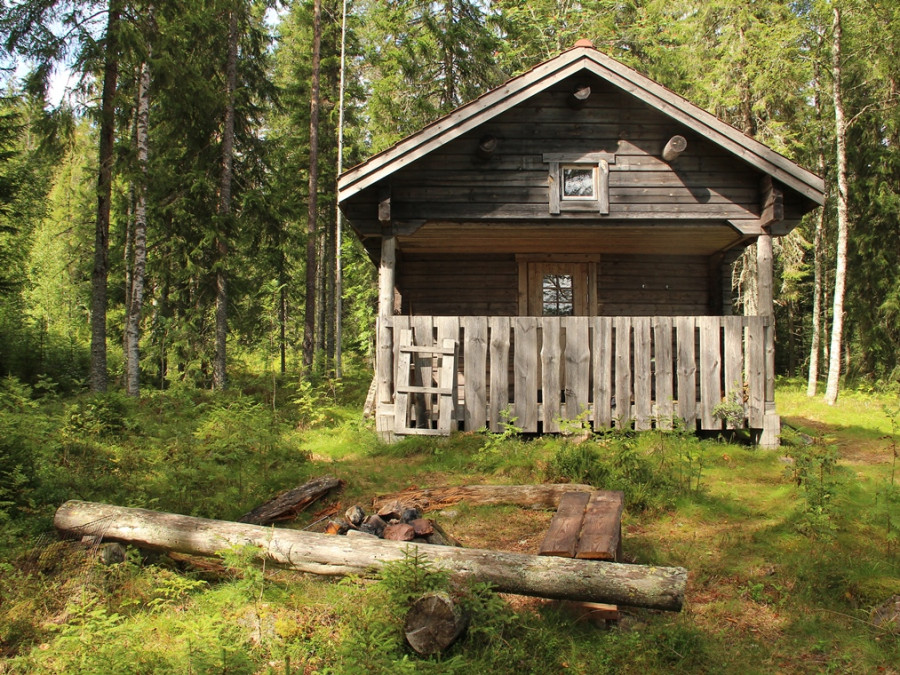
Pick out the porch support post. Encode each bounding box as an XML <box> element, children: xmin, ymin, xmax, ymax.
<box><xmin>376</xmin><ymin>189</ymin><xmax>396</xmax><ymax>441</ymax></box>
<box><xmin>757</xmin><ymin>229</ymin><xmax>780</xmax><ymax>448</ymax></box>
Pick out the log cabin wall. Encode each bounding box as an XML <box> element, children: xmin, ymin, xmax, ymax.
<box><xmin>397</xmin><ymin>253</ymin><xmax>518</xmax><ymax>316</ymax></box>
<box><xmin>597</xmin><ymin>254</ymin><xmax>711</xmax><ymax>316</ymax></box>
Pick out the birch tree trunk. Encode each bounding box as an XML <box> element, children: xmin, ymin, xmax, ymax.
<box><xmin>825</xmin><ymin>7</ymin><xmax>849</xmax><ymax>406</ymax></box>
<box><xmin>126</xmin><ymin>54</ymin><xmax>151</xmax><ymax>397</ymax></box>
<box><xmin>303</xmin><ymin>0</ymin><xmax>322</xmax><ymax>370</ymax></box>
<box><xmin>214</xmin><ymin>6</ymin><xmax>239</xmax><ymax>391</ymax></box>
<box><xmin>89</xmin><ymin>0</ymin><xmax>122</xmax><ymax>393</ymax></box>
<box><xmin>808</xmin><ymin>49</ymin><xmax>827</xmax><ymax>397</ymax></box>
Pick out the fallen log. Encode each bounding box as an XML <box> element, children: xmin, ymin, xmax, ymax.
<box><xmin>238</xmin><ymin>475</ymin><xmax>342</xmax><ymax>525</ymax></box>
<box><xmin>372</xmin><ymin>483</ymin><xmax>595</xmax><ymax>513</ymax></box>
<box><xmin>54</xmin><ymin>500</ymin><xmax>687</xmax><ymax>611</ymax></box>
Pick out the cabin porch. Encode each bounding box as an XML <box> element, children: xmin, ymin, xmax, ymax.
<box><xmin>374</xmin><ymin>313</ymin><xmax>779</xmax><ymax>445</ymax></box>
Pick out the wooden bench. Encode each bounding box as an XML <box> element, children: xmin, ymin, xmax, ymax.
<box><xmin>539</xmin><ymin>490</ymin><xmax>625</xmax><ymax>624</ymax></box>
<box><xmin>539</xmin><ymin>490</ymin><xmax>624</xmax><ymax>560</ymax></box>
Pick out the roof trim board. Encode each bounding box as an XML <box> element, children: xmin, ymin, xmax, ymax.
<box><xmin>338</xmin><ymin>46</ymin><xmax>825</xmax><ymax>206</ymax></box>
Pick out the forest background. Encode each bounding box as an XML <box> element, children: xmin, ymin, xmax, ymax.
<box><xmin>0</xmin><ymin>0</ymin><xmax>898</xmax><ymax>398</ymax></box>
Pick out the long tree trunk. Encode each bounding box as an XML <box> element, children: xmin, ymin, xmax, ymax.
<box><xmin>303</xmin><ymin>0</ymin><xmax>322</xmax><ymax>370</ymax></box>
<box><xmin>126</xmin><ymin>55</ymin><xmax>151</xmax><ymax>397</ymax></box>
<box><xmin>824</xmin><ymin>7</ymin><xmax>849</xmax><ymax>406</ymax></box>
<box><xmin>334</xmin><ymin>0</ymin><xmax>348</xmax><ymax>379</ymax></box>
<box><xmin>214</xmin><ymin>6</ymin><xmax>239</xmax><ymax>390</ymax></box>
<box><xmin>807</xmin><ymin>46</ymin><xmax>827</xmax><ymax>397</ymax></box>
<box><xmin>55</xmin><ymin>500</ymin><xmax>687</xmax><ymax>611</ymax></box>
<box><xmin>89</xmin><ymin>0</ymin><xmax>122</xmax><ymax>393</ymax></box>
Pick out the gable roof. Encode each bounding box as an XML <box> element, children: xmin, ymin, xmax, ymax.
<box><xmin>338</xmin><ymin>44</ymin><xmax>825</xmax><ymax>206</ymax></box>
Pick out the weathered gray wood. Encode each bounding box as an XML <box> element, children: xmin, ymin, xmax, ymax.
<box><xmin>676</xmin><ymin>317</ymin><xmax>696</xmax><ymax>425</ymax></box>
<box><xmin>747</xmin><ymin>320</ymin><xmax>765</xmax><ymax>428</ymax></box>
<box><xmin>699</xmin><ymin>316</ymin><xmax>722</xmax><ymax>430</ymax></box>
<box><xmin>633</xmin><ymin>317</ymin><xmax>652</xmax><ymax>430</ymax></box>
<box><xmin>488</xmin><ymin>317</ymin><xmax>510</xmax><ymax>431</ymax></box>
<box><xmin>435</xmin><ymin>317</ymin><xmax>460</xmax><ymax>431</ymax></box>
<box><xmin>405</xmin><ymin>592</ymin><xmax>469</xmax><ymax>655</ymax></box>
<box><xmin>238</xmin><ymin>476</ymin><xmax>342</xmax><ymax>525</ymax></box>
<box><xmin>653</xmin><ymin>316</ymin><xmax>674</xmax><ymax>429</ymax></box>
<box><xmin>515</xmin><ymin>317</ymin><xmax>539</xmax><ymax>432</ymax></box>
<box><xmin>723</xmin><ymin>316</ymin><xmax>744</xmax><ymax>429</ymax></box>
<box><xmin>563</xmin><ymin>317</ymin><xmax>590</xmax><ymax>422</ymax></box>
<box><xmin>598</xmin><ymin>159</ymin><xmax>610</xmax><ymax>215</ymax></box>
<box><xmin>662</xmin><ymin>135</ymin><xmax>687</xmax><ymax>162</ymax></box>
<box><xmin>394</xmin><ymin>330</ymin><xmax>414</xmax><ymax>433</ymax></box>
<box><xmin>592</xmin><ymin>317</ymin><xmax>613</xmax><ymax>429</ymax></box>
<box><xmin>462</xmin><ymin>317</ymin><xmax>488</xmax><ymax>431</ymax></box>
<box><xmin>548</xmin><ymin>161</ymin><xmax>560</xmax><ymax>215</ymax></box>
<box><xmin>373</xmin><ymin>484</ymin><xmax>595</xmax><ymax>512</ymax></box>
<box><xmin>614</xmin><ymin>317</ymin><xmax>632</xmax><ymax>428</ymax></box>
<box><xmin>438</xmin><ymin>338</ymin><xmax>458</xmax><ymax>433</ymax></box>
<box><xmin>413</xmin><ymin>316</ymin><xmax>435</xmax><ymax>428</ymax></box>
<box><xmin>56</xmin><ymin>500</ymin><xmax>687</xmax><ymax>611</ymax></box>
<box><xmin>376</xmin><ymin>236</ymin><xmax>396</xmax><ymax>417</ymax></box>
<box><xmin>541</xmin><ymin>317</ymin><xmax>561</xmax><ymax>432</ymax></box>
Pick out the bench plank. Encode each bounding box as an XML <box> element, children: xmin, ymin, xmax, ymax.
<box><xmin>538</xmin><ymin>491</ymin><xmax>591</xmax><ymax>557</ymax></box>
<box><xmin>575</xmin><ymin>491</ymin><xmax>624</xmax><ymax>560</ymax></box>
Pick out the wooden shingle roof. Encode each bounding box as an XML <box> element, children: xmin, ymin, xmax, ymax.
<box><xmin>338</xmin><ymin>44</ymin><xmax>825</xmax><ymax>206</ymax></box>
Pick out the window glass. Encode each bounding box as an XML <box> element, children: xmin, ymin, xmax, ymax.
<box><xmin>542</xmin><ymin>274</ymin><xmax>574</xmax><ymax>315</ymax></box>
<box><xmin>562</xmin><ymin>166</ymin><xmax>595</xmax><ymax>199</ymax></box>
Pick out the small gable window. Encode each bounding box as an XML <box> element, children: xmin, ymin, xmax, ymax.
<box><xmin>543</xmin><ymin>152</ymin><xmax>614</xmax><ymax>215</ymax></box>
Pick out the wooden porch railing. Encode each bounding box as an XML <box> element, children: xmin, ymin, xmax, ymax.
<box><xmin>377</xmin><ymin>315</ymin><xmax>774</xmax><ymax>436</ymax></box>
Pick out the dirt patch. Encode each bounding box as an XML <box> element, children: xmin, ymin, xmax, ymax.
<box><xmin>784</xmin><ymin>416</ymin><xmax>894</xmax><ymax>465</ymax></box>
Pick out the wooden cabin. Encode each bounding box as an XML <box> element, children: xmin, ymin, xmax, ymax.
<box><xmin>338</xmin><ymin>41</ymin><xmax>824</xmax><ymax>446</ymax></box>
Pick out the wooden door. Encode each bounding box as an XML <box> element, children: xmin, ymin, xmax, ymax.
<box><xmin>526</xmin><ymin>262</ymin><xmax>590</xmax><ymax>316</ymax></box>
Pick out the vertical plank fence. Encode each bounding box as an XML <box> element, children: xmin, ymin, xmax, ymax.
<box><xmin>384</xmin><ymin>315</ymin><xmax>771</xmax><ymax>436</ymax></box>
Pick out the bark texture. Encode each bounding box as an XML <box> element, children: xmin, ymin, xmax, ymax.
<box><xmin>825</xmin><ymin>7</ymin><xmax>849</xmax><ymax>406</ymax></box>
<box><xmin>404</xmin><ymin>592</ymin><xmax>468</xmax><ymax>655</ymax></box>
<box><xmin>90</xmin><ymin>1</ymin><xmax>122</xmax><ymax>393</ymax></box>
<box><xmin>126</xmin><ymin>54</ymin><xmax>151</xmax><ymax>397</ymax></box>
<box><xmin>54</xmin><ymin>500</ymin><xmax>687</xmax><ymax>611</ymax></box>
<box><xmin>303</xmin><ymin>0</ymin><xmax>322</xmax><ymax>369</ymax></box>
<box><xmin>214</xmin><ymin>7</ymin><xmax>239</xmax><ymax>390</ymax></box>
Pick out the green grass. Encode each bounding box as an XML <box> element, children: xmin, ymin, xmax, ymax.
<box><xmin>1</xmin><ymin>375</ymin><xmax>899</xmax><ymax>673</ymax></box>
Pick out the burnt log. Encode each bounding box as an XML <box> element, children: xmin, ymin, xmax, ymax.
<box><xmin>238</xmin><ymin>475</ymin><xmax>341</xmax><ymax>525</ymax></box>
<box><xmin>55</xmin><ymin>501</ymin><xmax>686</xmax><ymax>610</ymax></box>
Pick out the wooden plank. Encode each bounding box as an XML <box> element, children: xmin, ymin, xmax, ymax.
<box><xmin>598</xmin><ymin>159</ymin><xmax>610</xmax><ymax>214</ymax></box>
<box><xmin>592</xmin><ymin>317</ymin><xmax>613</xmax><ymax>429</ymax></box>
<box><xmin>488</xmin><ymin>317</ymin><xmax>510</xmax><ymax>432</ymax></box>
<box><xmin>438</xmin><ymin>338</ymin><xmax>458</xmax><ymax>433</ymax></box>
<box><xmin>564</xmin><ymin>317</ymin><xmax>590</xmax><ymax>422</ymax></box>
<box><xmin>614</xmin><ymin>317</ymin><xmax>632</xmax><ymax>428</ymax></box>
<box><xmin>653</xmin><ymin>316</ymin><xmax>674</xmax><ymax>429</ymax></box>
<box><xmin>397</xmin><ymin>385</ymin><xmax>454</xmax><ymax>395</ymax></box>
<box><xmin>400</xmin><ymin>345</ymin><xmax>457</xmax><ymax>355</ymax></box>
<box><xmin>514</xmin><ymin>317</ymin><xmax>539</xmax><ymax>432</ymax></box>
<box><xmin>394</xmin><ymin>329</ymin><xmax>414</xmax><ymax>434</ymax></box>
<box><xmin>633</xmin><ymin>317</ymin><xmax>652</xmax><ymax>430</ymax></box>
<box><xmin>548</xmin><ymin>161</ymin><xmax>560</xmax><ymax>215</ymax></box>
<box><xmin>723</xmin><ymin>316</ymin><xmax>744</xmax><ymax>429</ymax></box>
<box><xmin>699</xmin><ymin>316</ymin><xmax>722</xmax><ymax>430</ymax></box>
<box><xmin>541</xmin><ymin>317</ymin><xmax>562</xmax><ymax>433</ymax></box>
<box><xmin>462</xmin><ymin>317</ymin><xmax>488</xmax><ymax>431</ymax></box>
<box><xmin>747</xmin><ymin>319</ymin><xmax>765</xmax><ymax>428</ymax></box>
<box><xmin>538</xmin><ymin>492</ymin><xmax>591</xmax><ymax>558</ymax></box>
<box><xmin>676</xmin><ymin>317</ymin><xmax>696</xmax><ymax>426</ymax></box>
<box><xmin>576</xmin><ymin>491</ymin><xmax>625</xmax><ymax>561</ymax></box>
<box><xmin>413</xmin><ymin>316</ymin><xmax>435</xmax><ymax>428</ymax></box>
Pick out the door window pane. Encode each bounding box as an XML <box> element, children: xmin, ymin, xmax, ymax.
<box><xmin>542</xmin><ymin>274</ymin><xmax>574</xmax><ymax>315</ymax></box>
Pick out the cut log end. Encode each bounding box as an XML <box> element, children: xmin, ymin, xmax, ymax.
<box><xmin>404</xmin><ymin>592</ymin><xmax>468</xmax><ymax>655</ymax></box>
<box><xmin>662</xmin><ymin>135</ymin><xmax>688</xmax><ymax>162</ymax></box>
